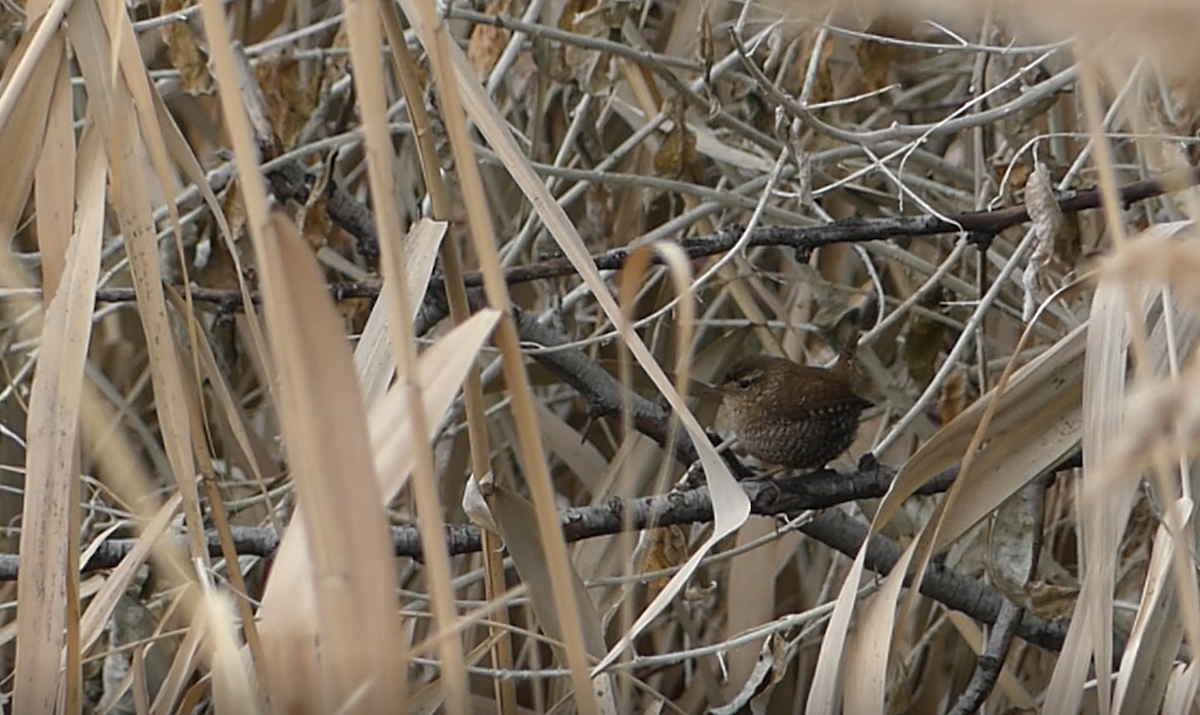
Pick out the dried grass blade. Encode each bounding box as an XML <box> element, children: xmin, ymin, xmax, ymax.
<box><xmin>255</xmin><ymin>216</ymin><xmax>406</xmax><ymax>714</ymax></box>
<box><xmin>0</xmin><ymin>24</ymin><xmax>61</xmax><ymax>235</ymax></box>
<box><xmin>533</xmin><ymin>400</ymin><xmax>610</xmax><ymax>494</ymax></box>
<box><xmin>1113</xmin><ymin>499</ymin><xmax>1191</xmax><ymax>714</ymax></box>
<box><xmin>194</xmin><ymin>0</ymin><xmax>329</xmax><ymax>704</ymax></box>
<box><xmin>488</xmin><ymin>485</ymin><xmax>608</xmax><ymax>657</ymax></box>
<box><xmin>33</xmin><ymin>37</ymin><xmax>74</xmax><ymax>300</ymax></box>
<box><xmin>149</xmin><ymin>88</ymin><xmax>268</xmax><ymax>365</ymax></box>
<box><xmin>256</xmin><ymin>308</ymin><xmax>498</xmax><ymax>712</ymax></box>
<box><xmin>487</xmin><ymin>485</ymin><xmax>619</xmax><ymax>712</ymax></box>
<box><xmin>1162</xmin><ymin>661</ymin><xmax>1200</xmax><ymax>715</ymax></box>
<box><xmin>830</xmin><ymin>286</ymin><xmax>1086</xmax><ymax>711</ymax></box>
<box><xmin>68</xmin><ymin>0</ymin><xmax>206</xmax><ymax>562</ymax></box>
<box><xmin>395</xmin><ymin>7</ymin><xmax>603</xmax><ymax>711</ymax></box>
<box><xmin>367</xmin><ymin>309</ymin><xmax>501</xmax><ymax>496</ymax></box>
<box><xmin>200</xmin><ymin>580</ymin><xmax>260</xmax><ymax>714</ymax></box>
<box><xmin>354</xmin><ymin>218</ymin><xmax>448</xmax><ymax>405</ymax></box>
<box><xmin>806</xmin><ymin>548</ymin><xmax>873</xmax><ymax>714</ymax></box>
<box><xmin>394</xmin><ymin>5</ymin><xmax>748</xmax><ymax>677</ymax></box>
<box><xmin>79</xmin><ymin>493</ymin><xmax>183</xmax><ymax>654</ymax></box>
<box><xmin>149</xmin><ymin>613</ymin><xmax>206</xmax><ymax>715</ymax></box>
<box><xmin>837</xmin><ymin>544</ymin><xmax>915</xmax><ymax>715</ymax></box>
<box><xmin>933</xmin><ymin>383</ymin><xmax>1083</xmax><ymax>551</ymax></box>
<box><xmin>1046</xmin><ymin>267</ymin><xmax>1143</xmax><ymax>714</ymax></box>
<box><xmin>337</xmin><ymin>0</ymin><xmax>469</xmax><ymax>705</ymax></box>
<box><xmin>724</xmin><ymin>520</ymin><xmax>785</xmax><ymax>694</ymax></box>
<box><xmin>12</xmin><ymin>116</ymin><xmax>103</xmax><ymax>714</ymax></box>
<box><xmin>0</xmin><ymin>0</ymin><xmax>74</xmax><ymax>133</ymax></box>
<box><xmin>890</xmin><ymin>323</ymin><xmax>1086</xmax><ymax>515</ymax></box>
<box><xmin>165</xmin><ymin>290</ymin><xmax>274</xmax><ymax>525</ymax></box>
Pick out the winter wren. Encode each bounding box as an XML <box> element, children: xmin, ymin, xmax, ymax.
<box><xmin>720</xmin><ymin>339</ymin><xmax>871</xmax><ymax>471</ymax></box>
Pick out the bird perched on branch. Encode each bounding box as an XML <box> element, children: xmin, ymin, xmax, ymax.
<box><xmin>720</xmin><ymin>336</ymin><xmax>871</xmax><ymax>471</ymax></box>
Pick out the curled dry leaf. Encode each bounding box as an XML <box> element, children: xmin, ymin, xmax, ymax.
<box><xmin>461</xmin><ymin>472</ymin><xmax>500</xmax><ymax>535</ymax></box>
<box><xmin>937</xmin><ymin>364</ymin><xmax>967</xmax><ymax>425</ymax></box>
<box><xmin>854</xmin><ymin>21</ymin><xmax>902</xmax><ymax>92</ymax></box>
<box><xmin>255</xmin><ymin>53</ymin><xmax>320</xmax><ymax>150</ymax></box>
<box><xmin>653</xmin><ymin>100</ymin><xmax>699</xmax><ymax>181</ymax></box>
<box><xmin>1027</xmin><ymin>581</ymin><xmax>1080</xmax><ymax>621</ymax></box>
<box><xmin>1022</xmin><ymin>160</ymin><xmax>1062</xmax><ymax>321</ymax></box>
<box><xmin>988</xmin><ymin>483</ymin><xmax>1043</xmax><ymax>606</ymax></box>
<box><xmin>554</xmin><ymin>0</ymin><xmax>619</xmax><ymax>93</ymax></box>
<box><xmin>159</xmin><ymin>0</ymin><xmax>212</xmax><ymax>95</ymax></box>
<box><xmin>904</xmin><ymin>288</ymin><xmax>947</xmax><ymax>388</ymax></box>
<box><xmin>637</xmin><ymin>526</ymin><xmax>688</xmax><ymax>600</ymax></box>
<box><xmin>712</xmin><ymin>634</ymin><xmax>790</xmax><ymax>715</ymax></box>
<box><xmin>466</xmin><ymin>0</ymin><xmax>512</xmax><ymax>81</ymax></box>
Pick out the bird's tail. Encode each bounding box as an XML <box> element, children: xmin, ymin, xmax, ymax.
<box><xmin>831</xmin><ymin>327</ymin><xmax>861</xmax><ymax>385</ymax></box>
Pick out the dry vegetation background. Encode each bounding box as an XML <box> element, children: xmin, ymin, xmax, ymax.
<box><xmin>3</xmin><ymin>0</ymin><xmax>1200</xmax><ymax>712</ymax></box>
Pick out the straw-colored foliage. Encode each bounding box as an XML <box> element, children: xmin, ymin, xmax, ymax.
<box><xmin>3</xmin><ymin>0</ymin><xmax>1200</xmax><ymax>711</ymax></box>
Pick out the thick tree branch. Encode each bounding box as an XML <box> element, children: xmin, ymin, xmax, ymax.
<box><xmin>85</xmin><ymin>165</ymin><xmax>1200</xmax><ymax>313</ymax></box>
<box><xmin>0</xmin><ymin>472</ymin><xmax>1081</xmax><ymax>654</ymax></box>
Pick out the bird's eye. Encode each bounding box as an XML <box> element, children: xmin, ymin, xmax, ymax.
<box><xmin>737</xmin><ymin>377</ymin><xmax>755</xmax><ymax>390</ymax></box>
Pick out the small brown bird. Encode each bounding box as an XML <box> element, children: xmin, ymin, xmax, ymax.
<box><xmin>720</xmin><ymin>338</ymin><xmax>871</xmax><ymax>471</ymax></box>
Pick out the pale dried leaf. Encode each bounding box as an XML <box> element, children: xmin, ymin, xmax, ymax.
<box><xmin>1162</xmin><ymin>660</ymin><xmax>1200</xmax><ymax>715</ymax></box>
<box><xmin>33</xmin><ymin>38</ymin><xmax>74</xmax><ymax>301</ymax></box>
<box><xmin>353</xmin><ymin>218</ymin><xmax>449</xmax><ymax>406</ymax></box>
<box><xmin>257</xmin><ymin>309</ymin><xmax>500</xmax><ymax>705</ymax></box>
<box><xmin>1113</xmin><ymin>499</ymin><xmax>1191</xmax><ymax>715</ymax></box>
<box><xmin>79</xmin><ymin>495</ymin><xmax>182</xmax><ymax>654</ymax></box>
<box><xmin>891</xmin><ymin>324</ymin><xmax>1086</xmax><ymax>525</ymax></box>
<box><xmin>149</xmin><ymin>615</ymin><xmax>206</xmax><ymax>715</ymax></box>
<box><xmin>69</xmin><ymin>0</ymin><xmax>206</xmax><ymax>563</ymax></box>
<box><xmin>398</xmin><ymin>10</ymin><xmax>751</xmax><ymax>667</ymax></box>
<box><xmin>202</xmin><ymin>585</ymin><xmax>260</xmax><ymax>714</ymax></box>
<box><xmin>724</xmin><ymin>520</ymin><xmax>780</xmax><ymax>695</ymax></box>
<box><xmin>466</xmin><ymin>0</ymin><xmax>511</xmax><ymax>80</ymax></box>
<box><xmin>988</xmin><ymin>484</ymin><xmax>1041</xmax><ymax>601</ymax></box>
<box><xmin>1046</xmin><ymin>251</ymin><xmax>1141</xmax><ymax>714</ymax></box>
<box><xmin>534</xmin><ymin>399</ymin><xmax>610</xmax><ymax>494</ymax></box>
<box><xmin>487</xmin><ymin>484</ymin><xmax>607</xmax><ymax>659</ymax></box>
<box><xmin>0</xmin><ymin>23</ymin><xmax>60</xmax><ymax>237</ymax></box>
<box><xmin>713</xmin><ymin>635</ymin><xmax>789</xmax><ymax>715</ymax></box>
<box><xmin>13</xmin><ymin>113</ymin><xmax>101</xmax><ymax>713</ymax></box>
<box><xmin>462</xmin><ymin>472</ymin><xmax>500</xmax><ymax>535</ymax></box>
<box><xmin>934</xmin><ymin>386</ymin><xmax>1082</xmax><ymax>551</ymax></box>
<box><xmin>841</xmin><ymin>545</ymin><xmax>915</xmax><ymax>715</ymax></box>
<box><xmin>254</xmin><ymin>216</ymin><xmax>405</xmax><ymax>714</ymax></box>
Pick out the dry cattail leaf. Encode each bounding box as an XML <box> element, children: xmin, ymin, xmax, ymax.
<box><xmin>699</xmin><ymin>6</ymin><xmax>715</xmax><ymax>83</ymax></box>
